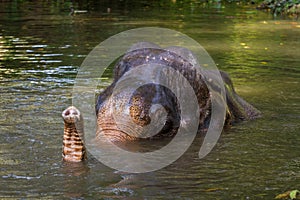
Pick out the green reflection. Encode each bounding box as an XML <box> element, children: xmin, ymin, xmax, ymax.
<box><xmin>0</xmin><ymin>0</ymin><xmax>299</xmax><ymax>199</ymax></box>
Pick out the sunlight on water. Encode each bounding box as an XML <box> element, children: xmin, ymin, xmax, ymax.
<box><xmin>0</xmin><ymin>1</ymin><xmax>299</xmax><ymax>199</ymax></box>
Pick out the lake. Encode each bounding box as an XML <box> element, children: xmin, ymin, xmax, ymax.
<box><xmin>0</xmin><ymin>1</ymin><xmax>299</xmax><ymax>199</ymax></box>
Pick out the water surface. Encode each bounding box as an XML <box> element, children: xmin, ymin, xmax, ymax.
<box><xmin>0</xmin><ymin>1</ymin><xmax>299</xmax><ymax>199</ymax></box>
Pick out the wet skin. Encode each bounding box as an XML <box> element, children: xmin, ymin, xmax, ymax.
<box><xmin>62</xmin><ymin>44</ymin><xmax>261</xmax><ymax>162</ymax></box>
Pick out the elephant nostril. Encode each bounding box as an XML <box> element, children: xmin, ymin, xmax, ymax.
<box><xmin>65</xmin><ymin>110</ymin><xmax>70</xmax><ymax>116</ymax></box>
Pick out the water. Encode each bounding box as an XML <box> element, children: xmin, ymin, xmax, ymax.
<box><xmin>0</xmin><ymin>1</ymin><xmax>299</xmax><ymax>199</ymax></box>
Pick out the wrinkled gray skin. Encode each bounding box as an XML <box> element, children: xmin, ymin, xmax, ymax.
<box><xmin>95</xmin><ymin>43</ymin><xmax>261</xmax><ymax>141</ymax></box>
<box><xmin>62</xmin><ymin>42</ymin><xmax>261</xmax><ymax>162</ymax></box>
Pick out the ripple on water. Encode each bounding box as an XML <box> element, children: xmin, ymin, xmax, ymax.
<box><xmin>0</xmin><ymin>2</ymin><xmax>299</xmax><ymax>199</ymax></box>
<box><xmin>2</xmin><ymin>173</ymin><xmax>42</xmax><ymax>180</ymax></box>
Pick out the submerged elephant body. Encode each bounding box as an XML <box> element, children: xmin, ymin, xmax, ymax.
<box><xmin>62</xmin><ymin>43</ymin><xmax>260</xmax><ymax>162</ymax></box>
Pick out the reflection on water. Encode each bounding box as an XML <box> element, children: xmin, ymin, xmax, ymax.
<box><xmin>0</xmin><ymin>0</ymin><xmax>299</xmax><ymax>199</ymax></box>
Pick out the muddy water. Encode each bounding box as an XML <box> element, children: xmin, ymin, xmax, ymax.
<box><xmin>0</xmin><ymin>1</ymin><xmax>299</xmax><ymax>199</ymax></box>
